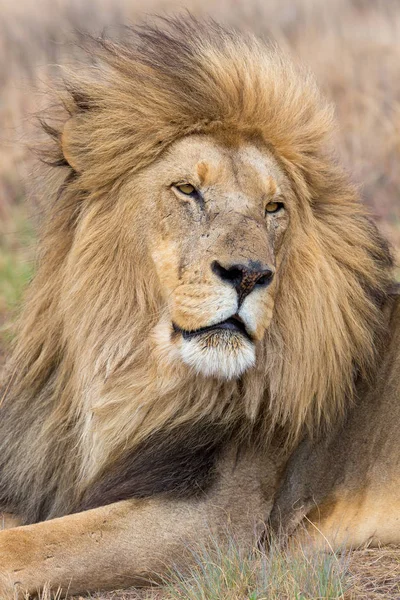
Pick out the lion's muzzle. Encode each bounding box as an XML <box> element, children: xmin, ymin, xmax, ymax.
<box><xmin>163</xmin><ymin>258</ymin><xmax>276</xmax><ymax>380</ymax></box>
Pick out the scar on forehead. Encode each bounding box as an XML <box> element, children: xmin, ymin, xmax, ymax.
<box><xmin>196</xmin><ymin>161</ymin><xmax>209</xmax><ymax>185</ymax></box>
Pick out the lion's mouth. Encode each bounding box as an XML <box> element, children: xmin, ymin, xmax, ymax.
<box><xmin>173</xmin><ymin>315</ymin><xmax>252</xmax><ymax>341</ymax></box>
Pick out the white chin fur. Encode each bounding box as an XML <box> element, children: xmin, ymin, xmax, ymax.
<box><xmin>179</xmin><ymin>332</ymin><xmax>256</xmax><ymax>379</ymax></box>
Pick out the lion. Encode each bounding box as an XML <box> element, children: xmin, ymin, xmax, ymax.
<box><xmin>0</xmin><ymin>16</ymin><xmax>399</xmax><ymax>599</ymax></box>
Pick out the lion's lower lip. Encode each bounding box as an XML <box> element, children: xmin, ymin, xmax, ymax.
<box><xmin>173</xmin><ymin>316</ymin><xmax>252</xmax><ymax>341</ymax></box>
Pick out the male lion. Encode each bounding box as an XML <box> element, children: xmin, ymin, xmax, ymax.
<box><xmin>0</xmin><ymin>17</ymin><xmax>399</xmax><ymax>598</ymax></box>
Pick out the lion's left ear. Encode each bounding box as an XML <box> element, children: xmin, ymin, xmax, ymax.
<box><xmin>61</xmin><ymin>118</ymin><xmax>82</xmax><ymax>172</ymax></box>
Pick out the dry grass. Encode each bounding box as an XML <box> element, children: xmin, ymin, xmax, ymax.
<box><xmin>160</xmin><ymin>536</ymin><xmax>349</xmax><ymax>600</ymax></box>
<box><xmin>85</xmin><ymin>545</ymin><xmax>400</xmax><ymax>600</ymax></box>
<box><xmin>1</xmin><ymin>0</ymin><xmax>400</xmax><ymax>598</ymax></box>
<box><xmin>347</xmin><ymin>547</ymin><xmax>400</xmax><ymax>599</ymax></box>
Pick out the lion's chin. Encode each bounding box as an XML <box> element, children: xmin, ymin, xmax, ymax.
<box><xmin>179</xmin><ymin>330</ymin><xmax>256</xmax><ymax>380</ymax></box>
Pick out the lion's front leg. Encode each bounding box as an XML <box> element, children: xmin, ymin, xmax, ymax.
<box><xmin>0</xmin><ymin>498</ymin><xmax>206</xmax><ymax>598</ymax></box>
<box><xmin>0</xmin><ymin>473</ymin><xmax>269</xmax><ymax>600</ymax></box>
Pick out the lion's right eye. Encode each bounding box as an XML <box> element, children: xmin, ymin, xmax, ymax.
<box><xmin>175</xmin><ymin>184</ymin><xmax>196</xmax><ymax>195</ymax></box>
<box><xmin>265</xmin><ymin>202</ymin><xmax>285</xmax><ymax>214</ymax></box>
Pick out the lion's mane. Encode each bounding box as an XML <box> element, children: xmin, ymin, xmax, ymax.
<box><xmin>0</xmin><ymin>17</ymin><xmax>392</xmax><ymax>523</ymax></box>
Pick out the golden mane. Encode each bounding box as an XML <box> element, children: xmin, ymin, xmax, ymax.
<box><xmin>0</xmin><ymin>17</ymin><xmax>392</xmax><ymax>523</ymax></box>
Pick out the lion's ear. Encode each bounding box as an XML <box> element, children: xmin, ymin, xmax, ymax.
<box><xmin>61</xmin><ymin>118</ymin><xmax>82</xmax><ymax>172</ymax></box>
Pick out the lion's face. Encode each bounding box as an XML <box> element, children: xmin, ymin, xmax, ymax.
<box><xmin>135</xmin><ymin>134</ymin><xmax>291</xmax><ymax>379</ymax></box>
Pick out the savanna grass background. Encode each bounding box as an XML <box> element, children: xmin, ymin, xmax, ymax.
<box><xmin>1</xmin><ymin>0</ymin><xmax>400</xmax><ymax>597</ymax></box>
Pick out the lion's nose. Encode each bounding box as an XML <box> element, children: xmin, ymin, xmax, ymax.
<box><xmin>211</xmin><ymin>260</ymin><xmax>274</xmax><ymax>303</ymax></box>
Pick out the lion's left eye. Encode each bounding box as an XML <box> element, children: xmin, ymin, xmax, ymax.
<box><xmin>176</xmin><ymin>184</ymin><xmax>196</xmax><ymax>195</ymax></box>
<box><xmin>265</xmin><ymin>202</ymin><xmax>284</xmax><ymax>214</ymax></box>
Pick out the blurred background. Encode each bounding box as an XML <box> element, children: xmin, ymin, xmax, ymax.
<box><xmin>1</xmin><ymin>0</ymin><xmax>399</xmax><ymax>349</ymax></box>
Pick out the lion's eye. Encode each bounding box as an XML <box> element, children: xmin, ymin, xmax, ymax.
<box><xmin>176</xmin><ymin>183</ymin><xmax>196</xmax><ymax>195</ymax></box>
<box><xmin>265</xmin><ymin>202</ymin><xmax>284</xmax><ymax>214</ymax></box>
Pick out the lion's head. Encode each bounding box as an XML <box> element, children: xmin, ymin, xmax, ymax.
<box><xmin>3</xmin><ymin>17</ymin><xmax>393</xmax><ymax>500</ymax></box>
<box><xmin>128</xmin><ymin>133</ymin><xmax>291</xmax><ymax>379</ymax></box>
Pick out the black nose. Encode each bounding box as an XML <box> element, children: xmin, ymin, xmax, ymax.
<box><xmin>211</xmin><ymin>260</ymin><xmax>274</xmax><ymax>303</ymax></box>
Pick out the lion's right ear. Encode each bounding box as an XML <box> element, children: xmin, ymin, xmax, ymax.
<box><xmin>61</xmin><ymin>118</ymin><xmax>82</xmax><ymax>172</ymax></box>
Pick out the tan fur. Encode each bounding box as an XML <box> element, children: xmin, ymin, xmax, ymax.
<box><xmin>307</xmin><ymin>489</ymin><xmax>400</xmax><ymax>548</ymax></box>
<box><xmin>270</xmin><ymin>291</ymin><xmax>400</xmax><ymax>549</ymax></box>
<box><xmin>0</xmin><ymin>17</ymin><xmax>397</xmax><ymax>598</ymax></box>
